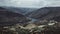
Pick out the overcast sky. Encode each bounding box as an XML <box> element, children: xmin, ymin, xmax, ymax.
<box><xmin>0</xmin><ymin>0</ymin><xmax>60</xmax><ymax>8</ymax></box>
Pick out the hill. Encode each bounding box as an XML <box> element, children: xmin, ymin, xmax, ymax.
<box><xmin>26</xmin><ymin>7</ymin><xmax>60</xmax><ymax>22</ymax></box>
<box><xmin>0</xmin><ymin>7</ymin><xmax>30</xmax><ymax>26</ymax></box>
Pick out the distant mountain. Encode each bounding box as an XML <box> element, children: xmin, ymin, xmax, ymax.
<box><xmin>2</xmin><ymin>6</ymin><xmax>38</xmax><ymax>15</ymax></box>
<box><xmin>26</xmin><ymin>7</ymin><xmax>60</xmax><ymax>22</ymax></box>
<box><xmin>0</xmin><ymin>7</ymin><xmax>30</xmax><ymax>26</ymax></box>
<box><xmin>25</xmin><ymin>7</ymin><xmax>50</xmax><ymax>17</ymax></box>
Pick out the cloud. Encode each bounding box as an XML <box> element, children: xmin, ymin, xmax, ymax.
<box><xmin>45</xmin><ymin>0</ymin><xmax>60</xmax><ymax>7</ymax></box>
<box><xmin>0</xmin><ymin>0</ymin><xmax>60</xmax><ymax>8</ymax></box>
<box><xmin>0</xmin><ymin>0</ymin><xmax>47</xmax><ymax>8</ymax></box>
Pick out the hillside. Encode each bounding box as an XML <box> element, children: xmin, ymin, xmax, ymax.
<box><xmin>26</xmin><ymin>7</ymin><xmax>60</xmax><ymax>21</ymax></box>
<box><xmin>2</xmin><ymin>6</ymin><xmax>37</xmax><ymax>15</ymax></box>
<box><xmin>0</xmin><ymin>7</ymin><xmax>30</xmax><ymax>26</ymax></box>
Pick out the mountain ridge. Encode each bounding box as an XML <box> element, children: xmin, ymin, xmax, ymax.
<box><xmin>26</xmin><ymin>7</ymin><xmax>60</xmax><ymax>22</ymax></box>
<box><xmin>0</xmin><ymin>7</ymin><xmax>30</xmax><ymax>26</ymax></box>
